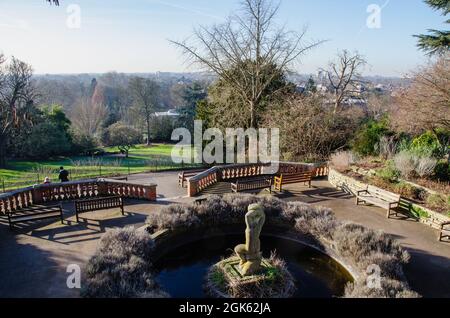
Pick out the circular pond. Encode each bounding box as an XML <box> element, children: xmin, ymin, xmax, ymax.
<box><xmin>154</xmin><ymin>233</ymin><xmax>353</xmax><ymax>298</ymax></box>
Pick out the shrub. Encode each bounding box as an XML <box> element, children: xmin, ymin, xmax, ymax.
<box><xmin>411</xmin><ymin>206</ymin><xmax>430</xmax><ymax>219</ymax></box>
<box><xmin>392</xmin><ymin>182</ymin><xmax>421</xmax><ymax>200</ymax></box>
<box><xmin>394</xmin><ymin>151</ymin><xmax>418</xmax><ymax>179</ymax></box>
<box><xmin>330</xmin><ymin>151</ymin><xmax>357</xmax><ymax>171</ymax></box>
<box><xmin>426</xmin><ymin>194</ymin><xmax>450</xmax><ymax>212</ymax></box>
<box><xmin>376</xmin><ymin>161</ymin><xmax>400</xmax><ymax>182</ymax></box>
<box><xmin>345</xmin><ymin>278</ymin><xmax>420</xmax><ymax>298</ymax></box>
<box><xmin>410</xmin><ymin>131</ymin><xmax>441</xmax><ymax>158</ymax></box>
<box><xmin>294</xmin><ymin>205</ymin><xmax>337</xmax><ymax>239</ymax></box>
<box><xmin>377</xmin><ymin>136</ymin><xmax>398</xmax><ymax>160</ymax></box>
<box><xmin>351</xmin><ymin>119</ymin><xmax>390</xmax><ymax>156</ymax></box>
<box><xmin>146</xmin><ymin>204</ymin><xmax>200</xmax><ymax>232</ymax></box>
<box><xmin>81</xmin><ymin>227</ymin><xmax>168</xmax><ymax>298</ymax></box>
<box><xmin>415</xmin><ymin>156</ymin><xmax>438</xmax><ymax>178</ymax></box>
<box><xmin>434</xmin><ymin>162</ymin><xmax>450</xmax><ymax>182</ymax></box>
<box><xmin>333</xmin><ymin>223</ymin><xmax>409</xmax><ymax>271</ymax></box>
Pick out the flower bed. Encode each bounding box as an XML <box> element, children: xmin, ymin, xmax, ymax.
<box><xmin>82</xmin><ymin>194</ymin><xmax>419</xmax><ymax>298</ymax></box>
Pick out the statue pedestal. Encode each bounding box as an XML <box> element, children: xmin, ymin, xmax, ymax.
<box><xmin>205</xmin><ymin>256</ymin><xmax>296</xmax><ymax>298</ymax></box>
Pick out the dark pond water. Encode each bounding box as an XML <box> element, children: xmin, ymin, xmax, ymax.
<box><xmin>154</xmin><ymin>233</ymin><xmax>353</xmax><ymax>298</ymax></box>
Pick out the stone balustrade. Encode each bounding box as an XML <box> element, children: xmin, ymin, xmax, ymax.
<box><xmin>0</xmin><ymin>179</ymin><xmax>157</xmax><ymax>214</ymax></box>
<box><xmin>187</xmin><ymin>161</ymin><xmax>329</xmax><ymax>197</ymax></box>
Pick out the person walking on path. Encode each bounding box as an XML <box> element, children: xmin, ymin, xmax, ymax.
<box><xmin>58</xmin><ymin>167</ymin><xmax>70</xmax><ymax>183</ymax></box>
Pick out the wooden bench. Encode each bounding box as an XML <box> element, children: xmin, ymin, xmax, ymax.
<box><xmin>356</xmin><ymin>185</ymin><xmax>401</xmax><ymax>218</ymax></box>
<box><xmin>273</xmin><ymin>172</ymin><xmax>313</xmax><ymax>192</ymax></box>
<box><xmin>231</xmin><ymin>176</ymin><xmax>272</xmax><ymax>193</ymax></box>
<box><xmin>178</xmin><ymin>169</ymin><xmax>205</xmax><ymax>188</ymax></box>
<box><xmin>439</xmin><ymin>222</ymin><xmax>450</xmax><ymax>242</ymax></box>
<box><xmin>7</xmin><ymin>204</ymin><xmax>63</xmax><ymax>230</ymax></box>
<box><xmin>75</xmin><ymin>196</ymin><xmax>124</xmax><ymax>223</ymax></box>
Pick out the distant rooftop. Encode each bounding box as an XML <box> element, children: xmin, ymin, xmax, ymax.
<box><xmin>154</xmin><ymin>109</ymin><xmax>180</xmax><ymax>117</ymax></box>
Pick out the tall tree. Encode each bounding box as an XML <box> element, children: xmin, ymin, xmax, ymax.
<box><xmin>391</xmin><ymin>55</ymin><xmax>450</xmax><ymax>134</ymax></box>
<box><xmin>415</xmin><ymin>0</ymin><xmax>450</xmax><ymax>55</ymax></box>
<box><xmin>172</xmin><ymin>0</ymin><xmax>322</xmax><ymax>128</ymax></box>
<box><xmin>203</xmin><ymin>61</ymin><xmax>292</xmax><ymax>130</ymax></box>
<box><xmin>129</xmin><ymin>77</ymin><xmax>160</xmax><ymax>146</ymax></box>
<box><xmin>177</xmin><ymin>82</ymin><xmax>206</xmax><ymax>133</ymax></box>
<box><xmin>321</xmin><ymin>50</ymin><xmax>367</xmax><ymax>113</ymax></box>
<box><xmin>106</xmin><ymin>122</ymin><xmax>142</xmax><ymax>158</ymax></box>
<box><xmin>71</xmin><ymin>98</ymin><xmax>107</xmax><ymax>137</ymax></box>
<box><xmin>0</xmin><ymin>55</ymin><xmax>35</xmax><ymax>167</ymax></box>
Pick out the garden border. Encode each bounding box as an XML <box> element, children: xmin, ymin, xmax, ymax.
<box><xmin>328</xmin><ymin>168</ymin><xmax>450</xmax><ymax>230</ymax></box>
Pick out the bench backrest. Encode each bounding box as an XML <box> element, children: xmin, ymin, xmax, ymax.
<box><xmin>281</xmin><ymin>171</ymin><xmax>312</xmax><ymax>180</ymax></box>
<box><xmin>367</xmin><ymin>185</ymin><xmax>400</xmax><ymax>202</ymax></box>
<box><xmin>75</xmin><ymin>196</ymin><xmax>123</xmax><ymax>213</ymax></box>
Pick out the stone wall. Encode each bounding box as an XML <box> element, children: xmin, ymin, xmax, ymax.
<box><xmin>328</xmin><ymin>169</ymin><xmax>450</xmax><ymax>230</ymax></box>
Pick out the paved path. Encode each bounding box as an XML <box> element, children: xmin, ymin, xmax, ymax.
<box><xmin>280</xmin><ymin>180</ymin><xmax>450</xmax><ymax>298</ymax></box>
<box><xmin>0</xmin><ymin>174</ymin><xmax>448</xmax><ymax>298</ymax></box>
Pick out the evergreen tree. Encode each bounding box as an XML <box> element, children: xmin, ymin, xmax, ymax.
<box><xmin>415</xmin><ymin>0</ymin><xmax>450</xmax><ymax>55</ymax></box>
<box><xmin>305</xmin><ymin>76</ymin><xmax>317</xmax><ymax>94</ymax></box>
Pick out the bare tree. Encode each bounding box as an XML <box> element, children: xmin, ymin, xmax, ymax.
<box><xmin>321</xmin><ymin>50</ymin><xmax>367</xmax><ymax>113</ymax></box>
<box><xmin>129</xmin><ymin>77</ymin><xmax>160</xmax><ymax>146</ymax></box>
<box><xmin>71</xmin><ymin>98</ymin><xmax>107</xmax><ymax>137</ymax></box>
<box><xmin>391</xmin><ymin>54</ymin><xmax>450</xmax><ymax>134</ymax></box>
<box><xmin>0</xmin><ymin>56</ymin><xmax>35</xmax><ymax>167</ymax></box>
<box><xmin>263</xmin><ymin>94</ymin><xmax>362</xmax><ymax>161</ymax></box>
<box><xmin>172</xmin><ymin>0</ymin><xmax>322</xmax><ymax>128</ymax></box>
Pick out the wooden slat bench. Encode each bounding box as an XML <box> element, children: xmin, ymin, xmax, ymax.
<box><xmin>356</xmin><ymin>185</ymin><xmax>401</xmax><ymax>218</ymax></box>
<box><xmin>178</xmin><ymin>169</ymin><xmax>206</xmax><ymax>188</ymax></box>
<box><xmin>7</xmin><ymin>204</ymin><xmax>63</xmax><ymax>230</ymax></box>
<box><xmin>75</xmin><ymin>196</ymin><xmax>124</xmax><ymax>223</ymax></box>
<box><xmin>273</xmin><ymin>172</ymin><xmax>313</xmax><ymax>192</ymax></box>
<box><xmin>439</xmin><ymin>222</ymin><xmax>450</xmax><ymax>242</ymax></box>
<box><xmin>231</xmin><ymin>176</ymin><xmax>272</xmax><ymax>193</ymax></box>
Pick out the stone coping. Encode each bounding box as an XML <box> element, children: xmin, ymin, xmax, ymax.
<box><xmin>0</xmin><ymin>177</ymin><xmax>157</xmax><ymax>199</ymax></box>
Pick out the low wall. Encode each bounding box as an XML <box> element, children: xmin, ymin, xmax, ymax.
<box><xmin>328</xmin><ymin>169</ymin><xmax>450</xmax><ymax>230</ymax></box>
<box><xmin>0</xmin><ymin>178</ymin><xmax>157</xmax><ymax>214</ymax></box>
<box><xmin>187</xmin><ymin>162</ymin><xmax>329</xmax><ymax>197</ymax></box>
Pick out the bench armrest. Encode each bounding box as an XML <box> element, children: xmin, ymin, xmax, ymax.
<box><xmin>441</xmin><ymin>221</ymin><xmax>450</xmax><ymax>228</ymax></box>
<box><xmin>357</xmin><ymin>189</ymin><xmax>368</xmax><ymax>195</ymax></box>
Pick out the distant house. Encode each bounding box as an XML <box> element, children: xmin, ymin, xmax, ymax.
<box><xmin>316</xmin><ymin>84</ymin><xmax>328</xmax><ymax>93</ymax></box>
<box><xmin>153</xmin><ymin>109</ymin><xmax>181</xmax><ymax>117</ymax></box>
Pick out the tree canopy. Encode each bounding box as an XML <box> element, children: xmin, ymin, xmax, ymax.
<box><xmin>415</xmin><ymin>0</ymin><xmax>450</xmax><ymax>55</ymax></box>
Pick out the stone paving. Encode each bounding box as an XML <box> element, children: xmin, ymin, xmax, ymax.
<box><xmin>0</xmin><ymin>172</ymin><xmax>448</xmax><ymax>298</ymax></box>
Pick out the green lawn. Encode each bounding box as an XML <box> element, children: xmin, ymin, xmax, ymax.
<box><xmin>0</xmin><ymin>144</ymin><xmax>198</xmax><ymax>191</ymax></box>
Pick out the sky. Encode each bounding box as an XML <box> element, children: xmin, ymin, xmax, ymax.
<box><xmin>0</xmin><ymin>0</ymin><xmax>447</xmax><ymax>76</ymax></box>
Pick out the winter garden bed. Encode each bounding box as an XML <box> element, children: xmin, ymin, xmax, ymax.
<box><xmin>329</xmin><ymin>168</ymin><xmax>450</xmax><ymax>230</ymax></box>
<box><xmin>82</xmin><ymin>194</ymin><xmax>419</xmax><ymax>298</ymax></box>
<box><xmin>330</xmin><ymin>152</ymin><xmax>449</xmax><ymax>217</ymax></box>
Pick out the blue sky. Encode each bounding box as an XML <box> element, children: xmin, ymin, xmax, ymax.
<box><xmin>0</xmin><ymin>0</ymin><xmax>446</xmax><ymax>76</ymax></box>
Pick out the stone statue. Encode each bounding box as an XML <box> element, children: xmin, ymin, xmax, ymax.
<box><xmin>234</xmin><ymin>203</ymin><xmax>266</xmax><ymax>276</ymax></box>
